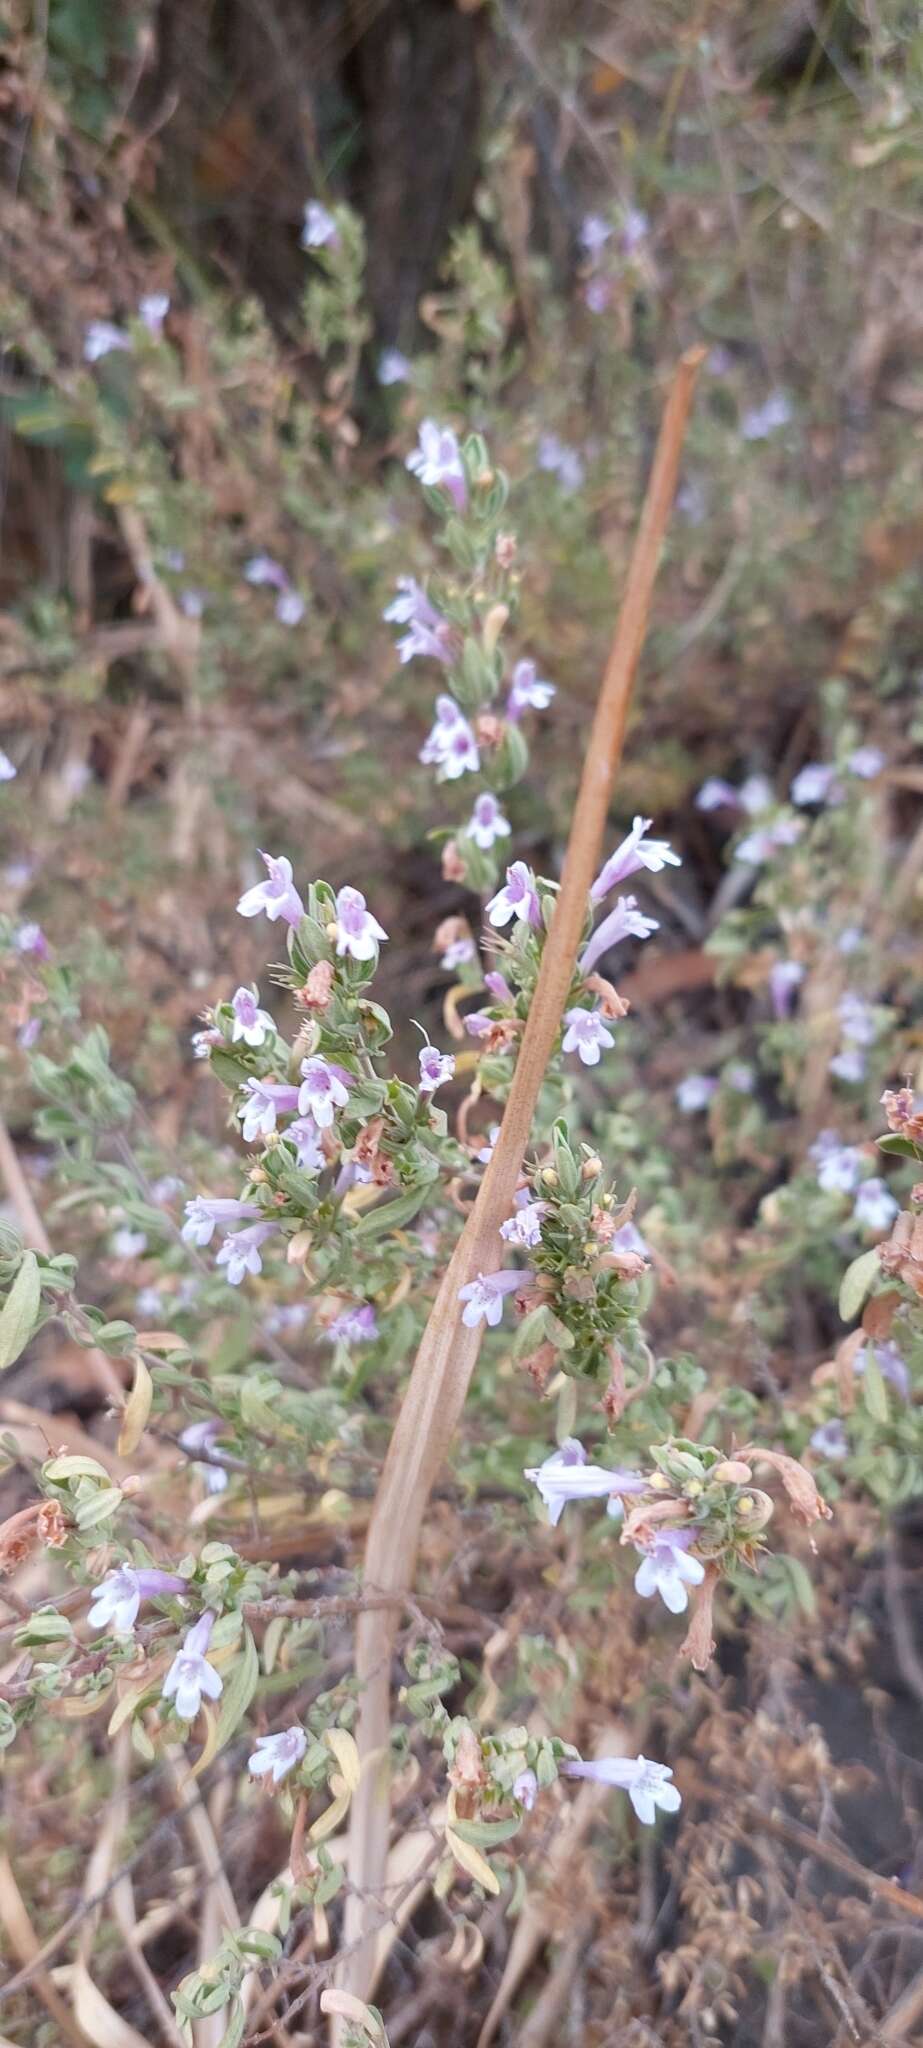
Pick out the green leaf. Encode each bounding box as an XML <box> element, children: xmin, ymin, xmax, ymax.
<box><xmin>450</xmin><ymin>1814</ymin><xmax>522</xmax><ymax>1848</ymax></box>
<box><xmin>74</xmin><ymin>1485</ymin><xmax>123</xmax><ymax>1528</ymax></box>
<box><xmin>213</xmin><ymin>1627</ymin><xmax>259</xmax><ymax>1754</ymax></box>
<box><xmin>861</xmin><ymin>1350</ymin><xmax>890</xmax><ymax>1423</ymax></box>
<box><xmin>838</xmin><ymin>1247</ymin><xmax>881</xmax><ymax>1322</ymax></box>
<box><xmin>215</xmin><ymin>2000</ymin><xmax>245</xmax><ymax>2048</ymax></box>
<box><xmin>0</xmin><ymin>1252</ymin><xmax>41</xmax><ymax>1371</ymax></box>
<box><xmin>877</xmin><ymin>1134</ymin><xmax>920</xmax><ymax>1160</ymax></box>
<box><xmin>209</xmin><ymin>1048</ymin><xmax>254</xmax><ymax>1089</ymax></box>
<box><xmin>352</xmin><ymin>1184</ymin><xmax>429</xmax><ymax>1240</ymax></box>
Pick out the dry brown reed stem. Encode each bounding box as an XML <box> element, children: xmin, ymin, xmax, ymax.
<box><xmin>339</xmin><ymin>347</ymin><xmax>705</xmax><ymax>1999</ymax></box>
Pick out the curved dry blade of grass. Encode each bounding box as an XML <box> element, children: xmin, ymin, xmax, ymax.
<box><xmin>340</xmin><ymin>347</ymin><xmax>705</xmax><ymax>2000</ymax></box>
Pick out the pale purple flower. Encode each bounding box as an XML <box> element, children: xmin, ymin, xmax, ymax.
<box><xmin>507</xmin><ymin>659</ymin><xmax>555</xmax><ymax>721</ymax></box>
<box><xmin>0</xmin><ymin>750</ymin><xmax>17</xmax><ymax>781</ymax></box>
<box><xmin>696</xmin><ymin>777</ymin><xmax>742</xmax><ymax>812</ymax></box>
<box><xmin>406</xmin><ymin>420</ymin><xmax>467</xmax><ymax>510</ymax></box>
<box><xmin>839</xmin><ymin>992</ymin><xmax>878</xmax><ymax>1046</ymax></box>
<box><xmin>562</xmin><ymin>1006</ymin><xmax>616</xmax><ymax>1066</ymax></box>
<box><xmin>513</xmin><ymin>1768</ymin><xmax>538</xmax><ymax>1810</ymax></box>
<box><xmin>739</xmin><ymin>774</ymin><xmax>774</xmax><ymax>815</ymax></box>
<box><xmin>634</xmin><ymin>1528</ymin><xmax>705</xmax><ymax>1614</ymax></box>
<box><xmin>726</xmin><ymin>1062</ymin><xmax>755</xmax><ymax>1093</ymax></box>
<box><xmin>838</xmin><ymin>926</ymin><xmax>863</xmax><ymax>955</ymax></box>
<box><xmin>580</xmin><ymin>894</ymin><xmax>658</xmax><ymax>975</ymax></box>
<box><xmin>378</xmin><ymin>348</ymin><xmax>410</xmax><ymax>386</ymax></box>
<box><xmin>464</xmin><ymin>1011</ymin><xmax>492</xmax><ymax>1039</ymax></box>
<box><xmin>675</xmin><ymin>1074</ymin><xmax>717</xmax><ymax>1113</ymax></box>
<box><xmin>181</xmin><ymin>1417</ymin><xmax>231</xmax><ymax>1499</ymax></box>
<box><xmin>857</xmin><ymin>1340</ymin><xmax>909</xmax><ymax>1399</ymax></box>
<box><xmin>238</xmin><ymin>1079</ymin><xmax>300</xmax><ymax>1143</ymax></box>
<box><xmin>178</xmin><ymin>1417</ymin><xmax>221</xmax><ymax>1456</ymax></box>
<box><xmin>287</xmin><ymin>1115</ymin><xmax>325</xmax><ymax>1171</ymax></box>
<box><xmin>676</xmin><ymin>480</ymin><xmax>707</xmax><ymax>525</ymax></box>
<box><xmin>179</xmin><ymin>589</ymin><xmax>206</xmax><ymax>619</ymax></box>
<box><xmin>249</xmin><ymin>1726</ymin><xmax>307</xmax><ymax>1784</ymax></box>
<box><xmin>237</xmin><ymin>851</ymin><xmax>305</xmax><ymax>927</ymax></box>
<box><xmin>809</xmin><ymin>1129</ymin><xmax>863</xmax><ymax>1195</ymax></box>
<box><xmin>441</xmin><ymin>936</ymin><xmax>476</xmax><ymax>970</ymax></box>
<box><xmin>611</xmin><ymin>1221</ymin><xmax>650</xmax><ymax>1260</ymax></box>
<box><xmin>302</xmin><ymin>201</ymin><xmax>338</xmax><ymax>250</ymax></box>
<box><xmin>622</xmin><ymin>207</ymin><xmax>648</xmax><ymax>251</ymax></box>
<box><xmin>334</xmin><ymin>885</ymin><xmax>388</xmax><ymax>961</ymax></box>
<box><xmin>216</xmin><ymin>1221</ymin><xmax>277</xmax><ymax>1285</ymax></box>
<box><xmin>740</xmin><ymin>391</ymin><xmax>792</xmax><ymax>440</ymax></box>
<box><xmin>560</xmin><ymin>1753</ymin><xmax>681</xmax><ymax>1827</ymax></box>
<box><xmin>88</xmin><ymin>1564</ymin><xmax>186</xmax><ymax>1635</ymax></box>
<box><xmin>484</xmin><ymin>970</ymin><xmax>513</xmax><ymax>1002</ymax></box>
<box><xmin>769</xmin><ymin>959</ymin><xmax>804</xmax><ymax>1019</ymax></box>
<box><xmin>591</xmin><ymin>816</ymin><xmax>680</xmax><ymax>901</ymax></box>
<box><xmin>191</xmin><ymin>1028</ymin><xmax>221</xmax><ymax>1060</ymax></box>
<box><xmin>162</xmin><ymin>1611</ymin><xmax>223</xmax><ymax>1721</ymax></box>
<box><xmin>244</xmin><ymin>554</ymin><xmax>288</xmax><ymax>591</ymax></box>
<box><xmin>421</xmin><ymin>699</ymin><xmax>480</xmax><ymax>780</ymax></box>
<box><xmin>486</xmin><ymin>861</ymin><xmax>541</xmax><ymax>930</ymax></box>
<box><xmin>791</xmin><ymin>763</ymin><xmax>840</xmax><ymax>807</ymax></box>
<box><xmin>328</xmin><ymin>1303</ymin><xmax>378</xmax><ymax>1346</ymax></box>
<box><xmin>16</xmin><ymin>1018</ymin><xmax>41</xmax><ymax>1049</ymax></box>
<box><xmin>466</xmin><ymin>791</ymin><xmax>510</xmax><ymax>850</ymax></box>
<box><xmin>419</xmin><ymin>1045</ymin><xmax>455</xmax><ymax>1095</ymax></box>
<box><xmin>847</xmin><ymin>746</ymin><xmax>884</xmax><ymax>779</ymax></box>
<box><xmin>112</xmin><ymin>1227</ymin><xmax>147</xmax><ymax>1259</ymax></box>
<box><xmin>84</xmin><ymin>320</ymin><xmax>131</xmax><ymax>363</ymax></box>
<box><xmin>335</xmin><ymin>1158</ymin><xmax>370</xmax><ymax>1197</ymax></box>
<box><xmin>525</xmin><ymin>1439</ymin><xmax>645</xmax><ymax>1527</ymax></box>
<box><xmin>299</xmin><ymin>1057</ymin><xmax>351</xmax><ymax>1129</ymax></box>
<box><xmin>135</xmin><ymin>1286</ymin><xmax>164</xmax><ymax>1319</ymax></box>
<box><xmin>385</xmin><ymin>579</ymin><xmax>455</xmax><ymax>666</ymax></box>
<box><xmin>810</xmin><ymin>1420</ymin><xmax>848</xmax><ymax>1461</ymax></box>
<box><xmin>585</xmin><ymin>276</ymin><xmax>614</xmax><ymax>314</ymax></box>
<box><xmin>458</xmin><ymin>1269</ymin><xmax>522</xmax><ymax>1329</ymax></box>
<box><xmin>537</xmin><ymin>433</ymin><xmax>585</xmax><ymax>493</ymax></box>
<box><xmin>231</xmin><ymin>985</ymin><xmax>274</xmax><ymax>1047</ymax></box>
<box><xmin>500</xmin><ymin>1199</ymin><xmax>546</xmax><ymax>1250</ymax></box>
<box><xmin>580</xmin><ymin>213</ymin><xmax>612</xmax><ymax>254</ymax></box>
<box><xmin>476</xmin><ymin>1124</ymin><xmax>501</xmax><ymax>1164</ymax></box>
<box><xmin>182</xmin><ymin>1195</ymin><xmax>262</xmax><ymax>1247</ymax></box>
<box><xmin>275</xmin><ymin>589</ymin><xmax>306</xmax><ymax>627</ymax></box>
<box><xmin>265</xmin><ymin>1302</ymin><xmax>311</xmax><ymax>1334</ymax></box>
<box><xmin>853</xmin><ymin>1178</ymin><xmax>899</xmax><ymax>1233</ymax></box>
<box><xmin>14</xmin><ymin>922</ymin><xmax>49</xmax><ymax>958</ymax></box>
<box><xmin>735</xmin><ymin>816</ymin><xmax>802</xmax><ymax>865</ymax></box>
<box><xmin>139</xmin><ymin>292</ymin><xmax>169</xmax><ymax>335</ymax></box>
<box><xmin>830</xmin><ymin>1048</ymin><xmax>866</xmax><ymax>1084</ymax></box>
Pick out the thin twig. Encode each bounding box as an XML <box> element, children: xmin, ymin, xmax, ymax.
<box><xmin>339</xmin><ymin>348</ymin><xmax>705</xmax><ymax>2003</ymax></box>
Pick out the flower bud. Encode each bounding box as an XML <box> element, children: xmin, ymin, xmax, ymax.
<box><xmin>582</xmin><ymin>1156</ymin><xmax>603</xmax><ymax>1179</ymax></box>
<box><xmin>735</xmin><ymin>1488</ymin><xmax>774</xmax><ymax>1531</ymax></box>
<box><xmin>712</xmin><ymin>1460</ymin><xmax>752</xmax><ymax>1485</ymax></box>
<box><xmin>483</xmin><ymin>603</ymin><xmax>509</xmax><ymax>654</ymax></box>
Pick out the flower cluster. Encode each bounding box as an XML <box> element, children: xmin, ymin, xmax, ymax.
<box><xmin>386</xmin><ymin>424</ymin><xmax>552</xmax><ymax>892</ymax></box>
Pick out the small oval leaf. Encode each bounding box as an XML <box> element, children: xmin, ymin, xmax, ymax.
<box><xmin>0</xmin><ymin>1251</ymin><xmax>41</xmax><ymax>1371</ymax></box>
